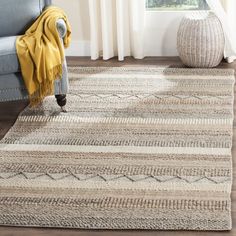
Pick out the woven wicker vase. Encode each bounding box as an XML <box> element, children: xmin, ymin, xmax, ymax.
<box><xmin>177</xmin><ymin>12</ymin><xmax>225</xmax><ymax>68</ymax></box>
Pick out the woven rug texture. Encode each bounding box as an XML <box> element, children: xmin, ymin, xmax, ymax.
<box><xmin>0</xmin><ymin>66</ymin><xmax>235</xmax><ymax>230</ymax></box>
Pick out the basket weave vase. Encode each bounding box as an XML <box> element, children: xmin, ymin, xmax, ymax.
<box><xmin>177</xmin><ymin>12</ymin><xmax>225</xmax><ymax>68</ymax></box>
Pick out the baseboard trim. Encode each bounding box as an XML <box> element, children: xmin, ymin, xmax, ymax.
<box><xmin>65</xmin><ymin>40</ymin><xmax>90</xmax><ymax>57</ymax></box>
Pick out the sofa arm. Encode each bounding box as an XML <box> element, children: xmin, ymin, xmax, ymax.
<box><xmin>56</xmin><ymin>18</ymin><xmax>67</xmax><ymax>38</ymax></box>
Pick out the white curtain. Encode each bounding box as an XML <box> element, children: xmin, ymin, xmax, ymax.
<box><xmin>88</xmin><ymin>0</ymin><xmax>145</xmax><ymax>61</ymax></box>
<box><xmin>206</xmin><ymin>0</ymin><xmax>236</xmax><ymax>63</ymax></box>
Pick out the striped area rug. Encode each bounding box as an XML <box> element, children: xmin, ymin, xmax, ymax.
<box><xmin>0</xmin><ymin>66</ymin><xmax>235</xmax><ymax>230</ymax></box>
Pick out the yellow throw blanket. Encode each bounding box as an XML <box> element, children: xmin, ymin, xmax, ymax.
<box><xmin>16</xmin><ymin>6</ymin><xmax>71</xmax><ymax>106</ymax></box>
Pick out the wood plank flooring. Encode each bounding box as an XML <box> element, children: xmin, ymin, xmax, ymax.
<box><xmin>0</xmin><ymin>57</ymin><xmax>235</xmax><ymax>236</ymax></box>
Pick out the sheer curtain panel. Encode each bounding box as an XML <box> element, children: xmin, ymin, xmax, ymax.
<box><xmin>88</xmin><ymin>0</ymin><xmax>145</xmax><ymax>61</ymax></box>
<box><xmin>206</xmin><ymin>0</ymin><xmax>236</xmax><ymax>63</ymax></box>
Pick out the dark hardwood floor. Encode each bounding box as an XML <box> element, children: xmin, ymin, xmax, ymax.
<box><xmin>0</xmin><ymin>57</ymin><xmax>236</xmax><ymax>236</ymax></box>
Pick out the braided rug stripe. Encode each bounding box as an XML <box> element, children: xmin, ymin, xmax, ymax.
<box><xmin>0</xmin><ymin>66</ymin><xmax>234</xmax><ymax>230</ymax></box>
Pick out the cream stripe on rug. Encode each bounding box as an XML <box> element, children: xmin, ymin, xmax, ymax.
<box><xmin>0</xmin><ymin>66</ymin><xmax>234</xmax><ymax>230</ymax></box>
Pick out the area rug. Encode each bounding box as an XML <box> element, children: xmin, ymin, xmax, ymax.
<box><xmin>0</xmin><ymin>66</ymin><xmax>234</xmax><ymax>230</ymax></box>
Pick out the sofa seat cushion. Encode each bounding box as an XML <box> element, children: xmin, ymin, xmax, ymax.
<box><xmin>0</xmin><ymin>36</ymin><xmax>21</xmax><ymax>75</ymax></box>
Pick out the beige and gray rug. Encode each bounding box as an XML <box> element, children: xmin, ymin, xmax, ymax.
<box><xmin>0</xmin><ymin>66</ymin><xmax>235</xmax><ymax>230</ymax></box>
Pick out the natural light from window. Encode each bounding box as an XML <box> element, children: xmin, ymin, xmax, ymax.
<box><xmin>146</xmin><ymin>0</ymin><xmax>209</xmax><ymax>11</ymax></box>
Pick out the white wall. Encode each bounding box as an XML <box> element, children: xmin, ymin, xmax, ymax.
<box><xmin>144</xmin><ymin>12</ymin><xmax>184</xmax><ymax>56</ymax></box>
<box><xmin>53</xmin><ymin>0</ymin><xmax>91</xmax><ymax>56</ymax></box>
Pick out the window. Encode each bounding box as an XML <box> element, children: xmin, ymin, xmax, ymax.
<box><xmin>146</xmin><ymin>0</ymin><xmax>209</xmax><ymax>11</ymax></box>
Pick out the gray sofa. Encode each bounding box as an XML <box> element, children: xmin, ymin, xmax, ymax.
<box><xmin>0</xmin><ymin>0</ymin><xmax>69</xmax><ymax>108</ymax></box>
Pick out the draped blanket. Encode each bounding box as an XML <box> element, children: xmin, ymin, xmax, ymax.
<box><xmin>16</xmin><ymin>6</ymin><xmax>71</xmax><ymax>106</ymax></box>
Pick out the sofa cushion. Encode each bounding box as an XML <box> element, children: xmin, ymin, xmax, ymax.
<box><xmin>0</xmin><ymin>73</ymin><xmax>28</xmax><ymax>102</ymax></box>
<box><xmin>0</xmin><ymin>0</ymin><xmax>51</xmax><ymax>37</ymax></box>
<box><xmin>0</xmin><ymin>36</ymin><xmax>21</xmax><ymax>75</ymax></box>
